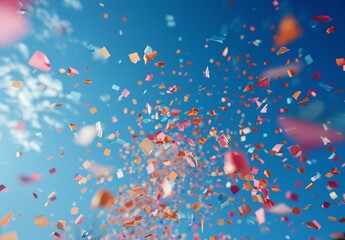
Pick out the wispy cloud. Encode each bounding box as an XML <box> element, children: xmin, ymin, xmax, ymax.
<box><xmin>34</xmin><ymin>8</ymin><xmax>73</xmax><ymax>40</ymax></box>
<box><xmin>15</xmin><ymin>43</ymin><xmax>30</xmax><ymax>59</ymax></box>
<box><xmin>0</xmin><ymin>50</ymin><xmax>74</xmax><ymax>152</ymax></box>
<box><xmin>63</xmin><ymin>0</ymin><xmax>83</xmax><ymax>10</ymax></box>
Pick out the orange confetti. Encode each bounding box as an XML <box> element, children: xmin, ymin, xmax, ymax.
<box><xmin>275</xmin><ymin>15</ymin><xmax>302</xmax><ymax>46</ymax></box>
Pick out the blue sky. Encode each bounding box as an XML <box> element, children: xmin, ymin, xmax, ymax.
<box><xmin>0</xmin><ymin>0</ymin><xmax>345</xmax><ymax>239</ymax></box>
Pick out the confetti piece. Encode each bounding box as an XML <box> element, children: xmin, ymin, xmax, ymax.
<box><xmin>255</xmin><ymin>208</ymin><xmax>265</xmax><ymax>225</ymax></box>
<box><xmin>70</xmin><ymin>207</ymin><xmax>79</xmax><ymax>215</ymax></box>
<box><xmin>68</xmin><ymin>67</ymin><xmax>79</xmax><ymax>75</ymax></box>
<box><xmin>34</xmin><ymin>215</ymin><xmax>48</xmax><ymax>228</ymax></box>
<box><xmin>0</xmin><ymin>232</ymin><xmax>18</xmax><ymax>240</ymax></box>
<box><xmin>238</xmin><ymin>204</ymin><xmax>252</xmax><ymax>216</ymax></box>
<box><xmin>306</xmin><ymin>220</ymin><xmax>321</xmax><ymax>230</ymax></box>
<box><xmin>0</xmin><ymin>212</ymin><xmax>13</xmax><ymax>228</ymax></box>
<box><xmin>139</xmin><ymin>138</ymin><xmax>154</xmax><ymax>154</ymax></box>
<box><xmin>57</xmin><ymin>220</ymin><xmax>65</xmax><ymax>230</ymax></box>
<box><xmin>11</xmin><ymin>81</ymin><xmax>22</xmax><ymax>89</ymax></box>
<box><xmin>28</xmin><ymin>51</ymin><xmax>51</xmax><ymax>72</ymax></box>
<box><xmin>203</xmin><ymin>66</ymin><xmax>210</xmax><ymax>78</ymax></box>
<box><xmin>275</xmin><ymin>15</ymin><xmax>302</xmax><ymax>46</ymax></box>
<box><xmin>222</xmin><ymin>47</ymin><xmax>228</xmax><ymax>57</ymax></box>
<box><xmin>121</xmin><ymin>89</ymin><xmax>130</xmax><ymax>97</ymax></box>
<box><xmin>256</xmin><ymin>76</ymin><xmax>270</xmax><ymax>87</ymax></box>
<box><xmin>103</xmin><ymin>148</ymin><xmax>111</xmax><ymax>156</ymax></box>
<box><xmin>74</xmin><ymin>214</ymin><xmax>85</xmax><ymax>226</ymax></box>
<box><xmin>98</xmin><ymin>47</ymin><xmax>111</xmax><ymax>59</ymax></box>
<box><xmin>91</xmin><ymin>189</ymin><xmax>114</xmax><ymax>209</ymax></box>
<box><xmin>224</xmin><ymin>150</ymin><xmax>249</xmax><ymax>174</ymax></box>
<box><xmin>312</xmin><ymin>15</ymin><xmax>333</xmax><ymax>22</ymax></box>
<box><xmin>336</xmin><ymin>58</ymin><xmax>345</xmax><ymax>66</ymax></box>
<box><xmin>278</xmin><ymin>117</ymin><xmax>342</xmax><ymax>150</ymax></box>
<box><xmin>276</xmin><ymin>46</ymin><xmax>290</xmax><ymax>55</ymax></box>
<box><xmin>128</xmin><ymin>52</ymin><xmax>140</xmax><ymax>63</ymax></box>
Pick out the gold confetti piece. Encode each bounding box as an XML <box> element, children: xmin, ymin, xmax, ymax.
<box><xmin>192</xmin><ymin>202</ymin><xmax>201</xmax><ymax>212</ymax></box>
<box><xmin>90</xmin><ymin>107</ymin><xmax>97</xmax><ymax>114</ymax></box>
<box><xmin>305</xmin><ymin>183</ymin><xmax>314</xmax><ymax>190</ymax></box>
<box><xmin>100</xmin><ymin>223</ymin><xmax>106</xmax><ymax>230</ymax></box>
<box><xmin>128</xmin><ymin>52</ymin><xmax>140</xmax><ymax>64</ymax></box>
<box><xmin>330</xmin><ymin>191</ymin><xmax>338</xmax><ymax>200</ymax></box>
<box><xmin>59</xmin><ymin>68</ymin><xmax>66</xmax><ymax>74</ymax></box>
<box><xmin>69</xmin><ymin>123</ymin><xmax>78</xmax><ymax>131</ymax></box>
<box><xmin>0</xmin><ymin>232</ymin><xmax>18</xmax><ymax>240</ymax></box>
<box><xmin>243</xmin><ymin>182</ymin><xmax>252</xmax><ymax>191</ymax></box>
<box><xmin>292</xmin><ymin>91</ymin><xmax>301</xmax><ymax>100</ymax></box>
<box><xmin>222</xmin><ymin>47</ymin><xmax>228</xmax><ymax>57</ymax></box>
<box><xmin>11</xmin><ymin>81</ymin><xmax>22</xmax><ymax>89</ymax></box>
<box><xmin>0</xmin><ymin>212</ymin><xmax>13</xmax><ymax>228</ymax></box>
<box><xmin>217</xmin><ymin>218</ymin><xmax>224</xmax><ymax>226</ymax></box>
<box><xmin>335</xmin><ymin>58</ymin><xmax>345</xmax><ymax>66</ymax></box>
<box><xmin>34</xmin><ymin>215</ymin><xmax>48</xmax><ymax>228</ymax></box>
<box><xmin>82</xmin><ymin>160</ymin><xmax>91</xmax><ymax>169</ymax></box>
<box><xmin>168</xmin><ymin>171</ymin><xmax>178</xmax><ymax>181</ymax></box>
<box><xmin>271</xmin><ymin>185</ymin><xmax>280</xmax><ymax>192</ymax></box>
<box><xmin>98</xmin><ymin>47</ymin><xmax>111</xmax><ymax>59</ymax></box>
<box><xmin>103</xmin><ymin>148</ymin><xmax>111</xmax><ymax>156</ymax></box>
<box><xmin>138</xmin><ymin>138</ymin><xmax>154</xmax><ymax>154</ymax></box>
<box><xmin>70</xmin><ymin>207</ymin><xmax>79</xmax><ymax>215</ymax></box>
<box><xmin>84</xmin><ymin>79</ymin><xmax>91</xmax><ymax>85</ymax></box>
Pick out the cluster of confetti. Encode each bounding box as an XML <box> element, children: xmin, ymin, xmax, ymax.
<box><xmin>0</xmin><ymin>0</ymin><xmax>345</xmax><ymax>240</ymax></box>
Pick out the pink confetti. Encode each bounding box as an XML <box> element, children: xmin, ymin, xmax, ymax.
<box><xmin>121</xmin><ymin>89</ymin><xmax>130</xmax><ymax>97</ymax></box>
<box><xmin>28</xmin><ymin>51</ymin><xmax>51</xmax><ymax>72</ymax></box>
<box><xmin>224</xmin><ymin>150</ymin><xmax>249</xmax><ymax>174</ymax></box>
<box><xmin>255</xmin><ymin>208</ymin><xmax>266</xmax><ymax>225</ymax></box>
<box><xmin>68</xmin><ymin>67</ymin><xmax>79</xmax><ymax>75</ymax></box>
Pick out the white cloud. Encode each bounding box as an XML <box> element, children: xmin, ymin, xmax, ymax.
<box><xmin>63</xmin><ymin>0</ymin><xmax>83</xmax><ymax>10</ymax></box>
<box><xmin>0</xmin><ymin>56</ymin><xmax>74</xmax><ymax>152</ymax></box>
<box><xmin>15</xmin><ymin>43</ymin><xmax>30</xmax><ymax>59</ymax></box>
<box><xmin>34</xmin><ymin>8</ymin><xmax>73</xmax><ymax>40</ymax></box>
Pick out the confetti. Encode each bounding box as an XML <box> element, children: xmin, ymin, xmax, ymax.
<box><xmin>1</xmin><ymin>2</ymin><xmax>345</xmax><ymax>240</ymax></box>
<box><xmin>128</xmin><ymin>52</ymin><xmax>140</xmax><ymax>63</ymax></box>
<box><xmin>98</xmin><ymin>47</ymin><xmax>111</xmax><ymax>59</ymax></box>
<box><xmin>28</xmin><ymin>51</ymin><xmax>51</xmax><ymax>72</ymax></box>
